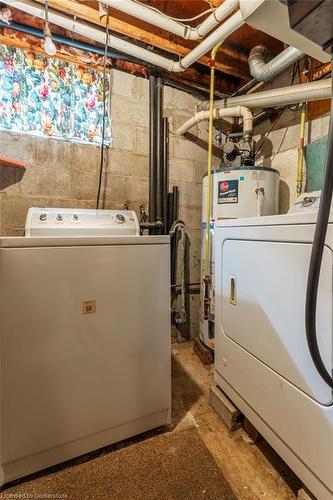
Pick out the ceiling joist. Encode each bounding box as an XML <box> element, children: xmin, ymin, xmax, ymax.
<box><xmin>33</xmin><ymin>0</ymin><xmax>249</xmax><ymax>80</ymax></box>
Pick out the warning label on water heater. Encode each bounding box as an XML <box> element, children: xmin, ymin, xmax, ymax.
<box><xmin>218</xmin><ymin>180</ymin><xmax>239</xmax><ymax>204</ymax></box>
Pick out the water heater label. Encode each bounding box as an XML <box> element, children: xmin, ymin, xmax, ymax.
<box><xmin>218</xmin><ymin>180</ymin><xmax>239</xmax><ymax>204</ymax></box>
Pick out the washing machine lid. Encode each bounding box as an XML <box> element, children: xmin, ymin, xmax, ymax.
<box><xmin>25</xmin><ymin>208</ymin><xmax>140</xmax><ymax>237</ymax></box>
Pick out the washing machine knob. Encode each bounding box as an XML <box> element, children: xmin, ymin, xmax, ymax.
<box><xmin>115</xmin><ymin>213</ymin><xmax>126</xmax><ymax>224</ymax></box>
<box><xmin>73</xmin><ymin>214</ymin><xmax>79</xmax><ymax>221</ymax></box>
<box><xmin>56</xmin><ymin>213</ymin><xmax>63</xmax><ymax>221</ymax></box>
<box><xmin>39</xmin><ymin>213</ymin><xmax>47</xmax><ymax>221</ymax></box>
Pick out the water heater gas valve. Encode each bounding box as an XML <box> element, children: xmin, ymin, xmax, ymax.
<box><xmin>220</xmin><ymin>133</ymin><xmax>255</xmax><ymax>168</ymax></box>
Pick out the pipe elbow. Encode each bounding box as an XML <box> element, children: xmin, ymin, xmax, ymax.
<box><xmin>249</xmin><ymin>45</ymin><xmax>304</xmax><ymax>83</ymax></box>
<box><xmin>217</xmin><ymin>105</ymin><xmax>253</xmax><ymax>133</ymax></box>
<box><xmin>169</xmin><ymin>60</ymin><xmax>185</xmax><ymax>73</ymax></box>
<box><xmin>184</xmin><ymin>27</ymin><xmax>201</xmax><ymax>40</ymax></box>
<box><xmin>239</xmin><ymin>105</ymin><xmax>253</xmax><ymax>132</ymax></box>
<box><xmin>248</xmin><ymin>45</ymin><xmax>271</xmax><ymax>82</ymax></box>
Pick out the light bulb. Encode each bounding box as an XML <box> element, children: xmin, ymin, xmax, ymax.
<box><xmin>44</xmin><ymin>36</ymin><xmax>57</xmax><ymax>56</ymax></box>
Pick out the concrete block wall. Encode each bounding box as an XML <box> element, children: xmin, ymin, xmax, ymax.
<box><xmin>254</xmin><ymin>108</ymin><xmax>329</xmax><ymax>213</ymax></box>
<box><xmin>0</xmin><ymin>68</ymin><xmax>217</xmax><ymax>337</ymax></box>
<box><xmin>253</xmin><ymin>72</ymin><xmax>329</xmax><ymax>213</ymax></box>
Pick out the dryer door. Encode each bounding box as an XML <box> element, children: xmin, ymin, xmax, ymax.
<box><xmin>221</xmin><ymin>239</ymin><xmax>333</xmax><ymax>405</ymax></box>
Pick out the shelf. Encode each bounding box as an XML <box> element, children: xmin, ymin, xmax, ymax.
<box><xmin>0</xmin><ymin>156</ymin><xmax>26</xmax><ymax>169</ymax></box>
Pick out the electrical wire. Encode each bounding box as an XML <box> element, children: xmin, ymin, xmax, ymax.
<box><xmin>255</xmin><ymin>107</ymin><xmax>286</xmax><ymax>158</ymax></box>
<box><xmin>287</xmin><ymin>61</ymin><xmax>302</xmax><ymax>111</ymax></box>
<box><xmin>255</xmin><ymin>62</ymin><xmax>301</xmax><ymax>158</ymax></box>
<box><xmin>305</xmin><ymin>70</ymin><xmax>333</xmax><ymax>390</ymax></box>
<box><xmin>96</xmin><ymin>9</ymin><xmax>109</xmax><ymax>210</ymax></box>
<box><xmin>132</xmin><ymin>0</ymin><xmax>214</xmax><ymax>26</ymax></box>
<box><xmin>161</xmin><ymin>9</ymin><xmax>214</xmax><ymax>22</ymax></box>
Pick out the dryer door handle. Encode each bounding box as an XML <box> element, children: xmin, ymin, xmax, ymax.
<box><xmin>230</xmin><ymin>276</ymin><xmax>237</xmax><ymax>306</ymax></box>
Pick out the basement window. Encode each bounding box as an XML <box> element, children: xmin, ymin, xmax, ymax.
<box><xmin>0</xmin><ymin>44</ymin><xmax>111</xmax><ymax>145</ymax></box>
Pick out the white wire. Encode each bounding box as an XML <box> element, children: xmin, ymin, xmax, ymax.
<box><xmin>132</xmin><ymin>0</ymin><xmax>214</xmax><ymax>27</ymax></box>
<box><xmin>166</xmin><ymin>9</ymin><xmax>214</xmax><ymax>22</ymax></box>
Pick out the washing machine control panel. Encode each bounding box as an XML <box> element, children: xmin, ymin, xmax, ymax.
<box><xmin>26</xmin><ymin>208</ymin><xmax>140</xmax><ymax>237</ymax></box>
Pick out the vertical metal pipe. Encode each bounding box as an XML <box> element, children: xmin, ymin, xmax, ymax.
<box><xmin>170</xmin><ymin>187</ymin><xmax>179</xmax><ymax>288</ymax></box>
<box><xmin>167</xmin><ymin>192</ymin><xmax>174</xmax><ymax>233</ymax></box>
<box><xmin>156</xmin><ymin>77</ymin><xmax>163</xmax><ymax>226</ymax></box>
<box><xmin>172</xmin><ymin>186</ymin><xmax>179</xmax><ymax>222</ymax></box>
<box><xmin>149</xmin><ymin>74</ymin><xmax>156</xmax><ymax>227</ymax></box>
<box><xmin>162</xmin><ymin>117</ymin><xmax>169</xmax><ymax>235</ymax></box>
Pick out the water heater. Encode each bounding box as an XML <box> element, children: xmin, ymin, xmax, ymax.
<box><xmin>200</xmin><ymin>165</ymin><xmax>280</xmax><ymax>349</ymax></box>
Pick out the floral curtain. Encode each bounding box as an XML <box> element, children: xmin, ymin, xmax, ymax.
<box><xmin>0</xmin><ymin>44</ymin><xmax>111</xmax><ymax>145</ymax></box>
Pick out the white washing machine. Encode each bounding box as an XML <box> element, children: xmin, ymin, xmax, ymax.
<box><xmin>214</xmin><ymin>193</ymin><xmax>333</xmax><ymax>500</ymax></box>
<box><xmin>0</xmin><ymin>208</ymin><xmax>171</xmax><ymax>485</ymax></box>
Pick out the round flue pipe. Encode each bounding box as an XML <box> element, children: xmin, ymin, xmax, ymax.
<box><xmin>248</xmin><ymin>45</ymin><xmax>304</xmax><ymax>83</ymax></box>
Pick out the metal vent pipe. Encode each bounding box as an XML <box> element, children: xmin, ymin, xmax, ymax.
<box><xmin>248</xmin><ymin>45</ymin><xmax>304</xmax><ymax>83</ymax></box>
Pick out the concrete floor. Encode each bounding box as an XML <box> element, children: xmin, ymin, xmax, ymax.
<box><xmin>171</xmin><ymin>341</ymin><xmax>302</xmax><ymax>499</ymax></box>
<box><xmin>4</xmin><ymin>339</ymin><xmax>302</xmax><ymax>499</ymax></box>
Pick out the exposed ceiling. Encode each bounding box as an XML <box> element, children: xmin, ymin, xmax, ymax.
<box><xmin>0</xmin><ymin>0</ymin><xmax>285</xmax><ymax>95</ymax></box>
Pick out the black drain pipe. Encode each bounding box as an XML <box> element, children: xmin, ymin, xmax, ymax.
<box><xmin>167</xmin><ymin>192</ymin><xmax>174</xmax><ymax>233</ymax></box>
<box><xmin>172</xmin><ymin>186</ymin><xmax>179</xmax><ymax>222</ymax></box>
<box><xmin>156</xmin><ymin>77</ymin><xmax>164</xmax><ymax>231</ymax></box>
<box><xmin>148</xmin><ymin>74</ymin><xmax>157</xmax><ymax>232</ymax></box>
<box><xmin>162</xmin><ymin>117</ymin><xmax>169</xmax><ymax>235</ymax></box>
<box><xmin>143</xmin><ymin>75</ymin><xmax>167</xmax><ymax>233</ymax></box>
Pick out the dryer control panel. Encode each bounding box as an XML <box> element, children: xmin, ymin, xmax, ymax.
<box><xmin>25</xmin><ymin>208</ymin><xmax>140</xmax><ymax>237</ymax></box>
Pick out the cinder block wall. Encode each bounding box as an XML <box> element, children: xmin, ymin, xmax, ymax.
<box><xmin>254</xmin><ymin>108</ymin><xmax>329</xmax><ymax>213</ymax></box>
<box><xmin>253</xmin><ymin>72</ymin><xmax>329</xmax><ymax>213</ymax></box>
<box><xmin>0</xmin><ymin>68</ymin><xmax>216</xmax><ymax>337</ymax></box>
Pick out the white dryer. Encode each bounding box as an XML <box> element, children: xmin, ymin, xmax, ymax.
<box><xmin>0</xmin><ymin>208</ymin><xmax>171</xmax><ymax>485</ymax></box>
<box><xmin>215</xmin><ymin>193</ymin><xmax>333</xmax><ymax>500</ymax></box>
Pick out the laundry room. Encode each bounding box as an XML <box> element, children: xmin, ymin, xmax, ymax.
<box><xmin>0</xmin><ymin>1</ymin><xmax>332</xmax><ymax>499</ymax></box>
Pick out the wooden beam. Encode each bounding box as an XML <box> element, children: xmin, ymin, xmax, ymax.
<box><xmin>1</xmin><ymin>33</ymin><xmax>235</xmax><ymax>94</ymax></box>
<box><xmin>313</xmin><ymin>62</ymin><xmax>331</xmax><ymax>81</ymax></box>
<box><xmin>0</xmin><ymin>34</ymin><xmax>109</xmax><ymax>71</ymax></box>
<box><xmin>34</xmin><ymin>0</ymin><xmax>248</xmax><ymax>79</ymax></box>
